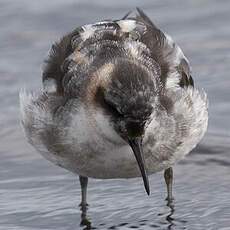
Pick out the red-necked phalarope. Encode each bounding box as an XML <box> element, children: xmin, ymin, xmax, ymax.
<box><xmin>20</xmin><ymin>8</ymin><xmax>208</xmax><ymax>210</ymax></box>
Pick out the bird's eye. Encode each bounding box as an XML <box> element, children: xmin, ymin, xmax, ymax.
<box><xmin>126</xmin><ymin>122</ymin><xmax>145</xmax><ymax>138</ymax></box>
<box><xmin>95</xmin><ymin>86</ymin><xmax>123</xmax><ymax>117</ymax></box>
<box><xmin>104</xmin><ymin>100</ymin><xmax>123</xmax><ymax>117</ymax></box>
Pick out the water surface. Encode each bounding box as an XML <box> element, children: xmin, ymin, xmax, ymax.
<box><xmin>0</xmin><ymin>0</ymin><xmax>230</xmax><ymax>229</ymax></box>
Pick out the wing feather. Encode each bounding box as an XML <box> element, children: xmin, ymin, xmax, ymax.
<box><xmin>133</xmin><ymin>8</ymin><xmax>193</xmax><ymax>88</ymax></box>
<box><xmin>42</xmin><ymin>27</ymin><xmax>82</xmax><ymax>95</ymax></box>
<box><xmin>42</xmin><ymin>9</ymin><xmax>194</xmax><ymax>98</ymax></box>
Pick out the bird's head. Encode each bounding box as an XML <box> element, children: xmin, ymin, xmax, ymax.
<box><xmin>91</xmin><ymin>58</ymin><xmax>161</xmax><ymax>194</ymax></box>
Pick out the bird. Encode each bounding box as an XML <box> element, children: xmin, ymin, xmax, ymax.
<box><xmin>19</xmin><ymin>8</ymin><xmax>208</xmax><ymax>212</ymax></box>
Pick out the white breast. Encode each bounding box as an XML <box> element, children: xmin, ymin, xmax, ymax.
<box><xmin>65</xmin><ymin>107</ymin><xmax>140</xmax><ymax>178</ymax></box>
<box><xmin>20</xmin><ymin>88</ymin><xmax>208</xmax><ymax>179</ymax></box>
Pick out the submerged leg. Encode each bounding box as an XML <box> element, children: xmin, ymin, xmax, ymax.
<box><xmin>79</xmin><ymin>176</ymin><xmax>91</xmax><ymax>227</ymax></box>
<box><xmin>164</xmin><ymin>167</ymin><xmax>174</xmax><ymax>206</ymax></box>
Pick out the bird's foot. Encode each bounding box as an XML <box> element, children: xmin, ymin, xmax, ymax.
<box><xmin>79</xmin><ymin>202</ymin><xmax>91</xmax><ymax>228</ymax></box>
<box><xmin>80</xmin><ymin>215</ymin><xmax>91</xmax><ymax>228</ymax></box>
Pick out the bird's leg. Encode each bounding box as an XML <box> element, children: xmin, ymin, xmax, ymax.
<box><xmin>79</xmin><ymin>176</ymin><xmax>91</xmax><ymax>227</ymax></box>
<box><xmin>164</xmin><ymin>167</ymin><xmax>174</xmax><ymax>206</ymax></box>
<box><xmin>79</xmin><ymin>175</ymin><xmax>88</xmax><ymax>210</ymax></box>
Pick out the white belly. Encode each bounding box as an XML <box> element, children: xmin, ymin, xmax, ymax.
<box><xmin>32</xmin><ymin>107</ymin><xmax>186</xmax><ymax>179</ymax></box>
<box><xmin>20</xmin><ymin>88</ymin><xmax>208</xmax><ymax>179</ymax></box>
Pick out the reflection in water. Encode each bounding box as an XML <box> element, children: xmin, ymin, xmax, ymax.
<box><xmin>80</xmin><ymin>204</ymin><xmax>92</xmax><ymax>230</ymax></box>
<box><xmin>165</xmin><ymin>205</ymin><xmax>175</xmax><ymax>230</ymax></box>
<box><xmin>79</xmin><ymin>200</ymin><xmax>188</xmax><ymax>230</ymax></box>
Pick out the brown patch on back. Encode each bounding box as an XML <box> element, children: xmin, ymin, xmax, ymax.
<box><xmin>72</xmin><ymin>50</ymin><xmax>89</xmax><ymax>65</ymax></box>
<box><xmin>85</xmin><ymin>63</ymin><xmax>115</xmax><ymax>104</ymax></box>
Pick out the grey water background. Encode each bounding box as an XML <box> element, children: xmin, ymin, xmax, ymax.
<box><xmin>0</xmin><ymin>0</ymin><xmax>230</xmax><ymax>229</ymax></box>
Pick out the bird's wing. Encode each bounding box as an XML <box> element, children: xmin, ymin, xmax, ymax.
<box><xmin>42</xmin><ymin>27</ymin><xmax>83</xmax><ymax>95</ymax></box>
<box><xmin>42</xmin><ymin>9</ymin><xmax>193</xmax><ymax>97</ymax></box>
<box><xmin>132</xmin><ymin>8</ymin><xmax>194</xmax><ymax>89</ymax></box>
<box><xmin>42</xmin><ymin>20</ymin><xmax>127</xmax><ymax>97</ymax></box>
<box><xmin>42</xmin><ymin>18</ymin><xmax>150</xmax><ymax>97</ymax></box>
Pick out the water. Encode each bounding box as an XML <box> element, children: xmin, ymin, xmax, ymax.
<box><xmin>0</xmin><ymin>0</ymin><xmax>230</xmax><ymax>229</ymax></box>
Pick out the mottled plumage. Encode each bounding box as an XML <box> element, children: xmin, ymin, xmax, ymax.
<box><xmin>20</xmin><ymin>9</ymin><xmax>208</xmax><ymax>201</ymax></box>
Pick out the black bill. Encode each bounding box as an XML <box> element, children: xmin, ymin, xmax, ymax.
<box><xmin>128</xmin><ymin>137</ymin><xmax>150</xmax><ymax>195</ymax></box>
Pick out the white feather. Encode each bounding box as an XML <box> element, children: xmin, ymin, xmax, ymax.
<box><xmin>81</xmin><ymin>24</ymin><xmax>96</xmax><ymax>41</ymax></box>
<box><xmin>172</xmin><ymin>87</ymin><xmax>208</xmax><ymax>161</ymax></box>
<box><xmin>117</xmin><ymin>20</ymin><xmax>136</xmax><ymax>33</ymax></box>
<box><xmin>165</xmin><ymin>71</ymin><xmax>180</xmax><ymax>89</ymax></box>
<box><xmin>43</xmin><ymin>78</ymin><xmax>57</xmax><ymax>93</ymax></box>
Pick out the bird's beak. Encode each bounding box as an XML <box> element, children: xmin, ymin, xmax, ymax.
<box><xmin>128</xmin><ymin>137</ymin><xmax>150</xmax><ymax>195</ymax></box>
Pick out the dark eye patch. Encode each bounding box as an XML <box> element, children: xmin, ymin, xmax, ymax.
<box><xmin>104</xmin><ymin>100</ymin><xmax>124</xmax><ymax>118</ymax></box>
<box><xmin>95</xmin><ymin>86</ymin><xmax>124</xmax><ymax>117</ymax></box>
<box><xmin>126</xmin><ymin>122</ymin><xmax>145</xmax><ymax>138</ymax></box>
